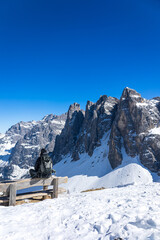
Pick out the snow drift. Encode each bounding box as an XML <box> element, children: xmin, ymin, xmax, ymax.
<box><xmin>60</xmin><ymin>163</ymin><xmax>153</xmax><ymax>193</ymax></box>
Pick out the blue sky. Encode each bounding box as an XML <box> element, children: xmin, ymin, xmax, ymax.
<box><xmin>0</xmin><ymin>0</ymin><xmax>160</xmax><ymax>133</ymax></box>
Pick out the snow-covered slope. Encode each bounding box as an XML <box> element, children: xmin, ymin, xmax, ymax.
<box><xmin>53</xmin><ymin>129</ymin><xmax>155</xmax><ymax>193</ymax></box>
<box><xmin>1</xmin><ymin>183</ymin><xmax>160</xmax><ymax>240</ymax></box>
<box><xmin>54</xmin><ymin>132</ymin><xmax>112</xmax><ymax>178</ymax></box>
<box><xmin>0</xmin><ymin>148</ymin><xmax>158</xmax><ymax>239</ymax></box>
<box><xmin>57</xmin><ymin>162</ymin><xmax>153</xmax><ymax>194</ymax></box>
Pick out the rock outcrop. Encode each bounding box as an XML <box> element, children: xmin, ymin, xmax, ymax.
<box><xmin>53</xmin><ymin>96</ymin><xmax>119</xmax><ymax>163</ymax></box>
<box><xmin>9</xmin><ymin>114</ymin><xmax>66</xmax><ymax>168</ymax></box>
<box><xmin>53</xmin><ymin>103</ymin><xmax>85</xmax><ymax>163</ymax></box>
<box><xmin>108</xmin><ymin>87</ymin><xmax>160</xmax><ymax>171</ymax></box>
<box><xmin>53</xmin><ymin>87</ymin><xmax>160</xmax><ymax>174</ymax></box>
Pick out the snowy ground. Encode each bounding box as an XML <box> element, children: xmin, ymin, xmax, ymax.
<box><xmin>1</xmin><ymin>183</ymin><xmax>160</xmax><ymax>240</ymax></box>
<box><xmin>0</xmin><ymin>162</ymin><xmax>160</xmax><ymax>240</ymax></box>
<box><xmin>1</xmin><ymin>133</ymin><xmax>160</xmax><ymax>239</ymax></box>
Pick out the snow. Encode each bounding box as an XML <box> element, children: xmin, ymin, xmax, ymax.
<box><xmin>1</xmin><ymin>183</ymin><xmax>160</xmax><ymax>240</ymax></box>
<box><xmin>130</xmin><ymin>94</ymin><xmax>140</xmax><ymax>98</ymax></box>
<box><xmin>54</xmin><ymin>132</ymin><xmax>112</xmax><ymax>178</ymax></box>
<box><xmin>51</xmin><ymin>119</ymin><xmax>66</xmax><ymax>125</ymax></box>
<box><xmin>0</xmin><ymin>141</ymin><xmax>15</xmax><ymax>157</ymax></box>
<box><xmin>59</xmin><ymin>163</ymin><xmax>152</xmax><ymax>194</ymax></box>
<box><xmin>136</xmin><ymin>102</ymin><xmax>148</xmax><ymax>107</ymax></box>
<box><xmin>0</xmin><ymin>133</ymin><xmax>5</xmax><ymax>139</ymax></box>
<box><xmin>0</xmin><ymin>159</ymin><xmax>8</xmax><ymax>167</ymax></box>
<box><xmin>21</xmin><ymin>143</ymin><xmax>40</xmax><ymax>149</ymax></box>
<box><xmin>0</xmin><ymin>135</ymin><xmax>15</xmax><ymax>166</ymax></box>
<box><xmin>9</xmin><ymin>165</ymin><xmax>29</xmax><ymax>180</ymax></box>
<box><xmin>149</xmin><ymin>127</ymin><xmax>160</xmax><ymax>135</ymax></box>
<box><xmin>55</xmin><ymin>136</ymin><xmax>153</xmax><ymax>193</ymax></box>
<box><xmin>1</xmin><ymin>131</ymin><xmax>159</xmax><ymax>240</ymax></box>
<box><xmin>1</xmin><ymin>127</ymin><xmax>160</xmax><ymax>239</ymax></box>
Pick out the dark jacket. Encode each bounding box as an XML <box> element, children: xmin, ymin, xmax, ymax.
<box><xmin>35</xmin><ymin>157</ymin><xmax>41</xmax><ymax>172</ymax></box>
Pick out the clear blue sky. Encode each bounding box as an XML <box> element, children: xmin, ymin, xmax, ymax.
<box><xmin>0</xmin><ymin>0</ymin><xmax>160</xmax><ymax>133</ymax></box>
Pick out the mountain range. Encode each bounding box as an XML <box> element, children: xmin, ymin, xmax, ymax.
<box><xmin>0</xmin><ymin>87</ymin><xmax>160</xmax><ymax>180</ymax></box>
<box><xmin>0</xmin><ymin>114</ymin><xmax>66</xmax><ymax>180</ymax></box>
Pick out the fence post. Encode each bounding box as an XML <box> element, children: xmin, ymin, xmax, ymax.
<box><xmin>9</xmin><ymin>183</ymin><xmax>16</xmax><ymax>206</ymax></box>
<box><xmin>51</xmin><ymin>178</ymin><xmax>58</xmax><ymax>198</ymax></box>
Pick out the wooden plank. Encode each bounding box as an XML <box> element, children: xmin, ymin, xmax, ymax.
<box><xmin>51</xmin><ymin>178</ymin><xmax>58</xmax><ymax>198</ymax></box>
<box><xmin>16</xmin><ymin>192</ymin><xmax>48</xmax><ymax>200</ymax></box>
<box><xmin>9</xmin><ymin>184</ymin><xmax>16</xmax><ymax>206</ymax></box>
<box><xmin>0</xmin><ymin>198</ymin><xmax>9</xmax><ymax>204</ymax></box>
<box><xmin>15</xmin><ymin>187</ymin><xmax>66</xmax><ymax>201</ymax></box>
<box><xmin>0</xmin><ymin>187</ymin><xmax>67</xmax><ymax>206</ymax></box>
<box><xmin>0</xmin><ymin>176</ymin><xmax>68</xmax><ymax>193</ymax></box>
<box><xmin>16</xmin><ymin>199</ymin><xmax>42</xmax><ymax>205</ymax></box>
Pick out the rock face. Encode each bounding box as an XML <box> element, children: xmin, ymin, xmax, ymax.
<box><xmin>9</xmin><ymin>114</ymin><xmax>66</xmax><ymax>168</ymax></box>
<box><xmin>0</xmin><ymin>114</ymin><xmax>66</xmax><ymax>180</ymax></box>
<box><xmin>53</xmin><ymin>103</ymin><xmax>85</xmax><ymax>163</ymax></box>
<box><xmin>1</xmin><ymin>87</ymin><xmax>160</xmax><ymax>180</ymax></box>
<box><xmin>0</xmin><ymin>121</ymin><xmax>38</xmax><ymax>179</ymax></box>
<box><xmin>53</xmin><ymin>96</ymin><xmax>119</xmax><ymax>163</ymax></box>
<box><xmin>53</xmin><ymin>88</ymin><xmax>160</xmax><ymax>174</ymax></box>
<box><xmin>0</xmin><ymin>121</ymin><xmax>38</xmax><ymax>163</ymax></box>
<box><xmin>108</xmin><ymin>88</ymin><xmax>160</xmax><ymax>171</ymax></box>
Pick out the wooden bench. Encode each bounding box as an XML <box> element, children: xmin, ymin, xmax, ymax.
<box><xmin>0</xmin><ymin>176</ymin><xmax>68</xmax><ymax>206</ymax></box>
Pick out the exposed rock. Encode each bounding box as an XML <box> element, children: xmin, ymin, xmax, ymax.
<box><xmin>0</xmin><ymin>114</ymin><xmax>66</xmax><ymax>180</ymax></box>
<box><xmin>108</xmin><ymin>87</ymin><xmax>160</xmax><ymax>171</ymax></box>
<box><xmin>53</xmin><ymin>87</ymin><xmax>160</xmax><ymax>174</ymax></box>
<box><xmin>53</xmin><ymin>103</ymin><xmax>85</xmax><ymax>163</ymax></box>
<box><xmin>0</xmin><ymin>121</ymin><xmax>37</xmax><ymax>162</ymax></box>
<box><xmin>53</xmin><ymin>96</ymin><xmax>119</xmax><ymax>163</ymax></box>
<box><xmin>1</xmin><ymin>87</ymin><xmax>160</xmax><ymax>180</ymax></box>
<box><xmin>74</xmin><ymin>95</ymin><xmax>119</xmax><ymax>159</ymax></box>
<box><xmin>9</xmin><ymin>114</ymin><xmax>66</xmax><ymax>168</ymax></box>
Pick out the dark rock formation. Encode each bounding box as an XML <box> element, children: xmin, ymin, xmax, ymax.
<box><xmin>53</xmin><ymin>103</ymin><xmax>85</xmax><ymax>163</ymax></box>
<box><xmin>108</xmin><ymin>87</ymin><xmax>160</xmax><ymax>171</ymax></box>
<box><xmin>53</xmin><ymin>87</ymin><xmax>160</xmax><ymax>174</ymax></box>
<box><xmin>53</xmin><ymin>96</ymin><xmax>119</xmax><ymax>163</ymax></box>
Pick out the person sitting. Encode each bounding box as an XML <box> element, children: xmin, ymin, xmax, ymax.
<box><xmin>29</xmin><ymin>148</ymin><xmax>56</xmax><ymax>178</ymax></box>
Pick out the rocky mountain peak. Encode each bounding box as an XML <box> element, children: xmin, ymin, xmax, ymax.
<box><xmin>96</xmin><ymin>95</ymin><xmax>108</xmax><ymax>105</ymax></box>
<box><xmin>67</xmin><ymin>103</ymin><xmax>81</xmax><ymax>119</ymax></box>
<box><xmin>121</xmin><ymin>87</ymin><xmax>142</xmax><ymax>103</ymax></box>
<box><xmin>109</xmin><ymin>88</ymin><xmax>160</xmax><ymax>171</ymax></box>
<box><xmin>53</xmin><ymin>103</ymin><xmax>84</xmax><ymax>163</ymax></box>
<box><xmin>53</xmin><ymin>88</ymin><xmax>160</xmax><ymax>175</ymax></box>
<box><xmin>1</xmin><ymin>87</ymin><xmax>160</xmax><ymax>181</ymax></box>
<box><xmin>53</xmin><ymin>95</ymin><xmax>119</xmax><ymax>163</ymax></box>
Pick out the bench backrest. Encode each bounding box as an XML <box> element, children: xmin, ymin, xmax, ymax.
<box><xmin>0</xmin><ymin>177</ymin><xmax>68</xmax><ymax>196</ymax></box>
